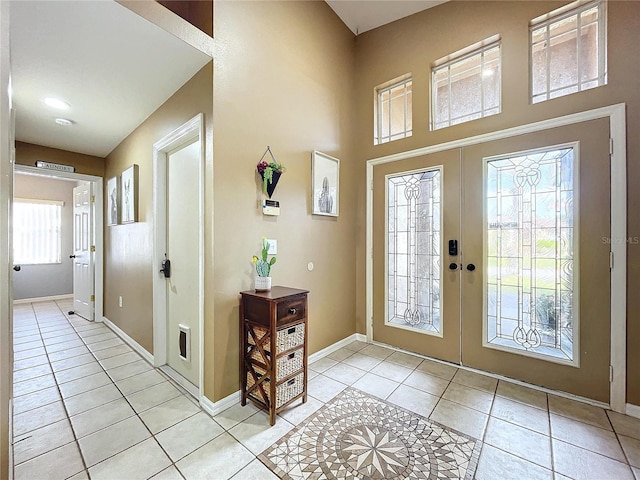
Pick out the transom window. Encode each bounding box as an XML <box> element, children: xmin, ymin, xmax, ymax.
<box><xmin>375</xmin><ymin>76</ymin><xmax>412</xmax><ymax>145</ymax></box>
<box><xmin>484</xmin><ymin>146</ymin><xmax>578</xmax><ymax>364</ymax></box>
<box><xmin>386</xmin><ymin>168</ymin><xmax>442</xmax><ymax>336</ymax></box>
<box><xmin>431</xmin><ymin>37</ymin><xmax>501</xmax><ymax>130</ymax></box>
<box><xmin>530</xmin><ymin>0</ymin><xmax>607</xmax><ymax>103</ymax></box>
<box><xmin>13</xmin><ymin>198</ymin><xmax>63</xmax><ymax>265</ymax></box>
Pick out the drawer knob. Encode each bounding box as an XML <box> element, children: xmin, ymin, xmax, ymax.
<box><xmin>289</xmin><ymin>308</ymin><xmax>297</xmax><ymax>315</ymax></box>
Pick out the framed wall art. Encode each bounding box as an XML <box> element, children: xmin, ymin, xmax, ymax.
<box><xmin>106</xmin><ymin>176</ymin><xmax>119</xmax><ymax>226</ymax></box>
<box><xmin>312</xmin><ymin>151</ymin><xmax>339</xmax><ymax>217</ymax></box>
<box><xmin>121</xmin><ymin>164</ymin><xmax>139</xmax><ymax>223</ymax></box>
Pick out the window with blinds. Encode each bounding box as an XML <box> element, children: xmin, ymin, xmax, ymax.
<box><xmin>13</xmin><ymin>199</ymin><xmax>63</xmax><ymax>264</ymax></box>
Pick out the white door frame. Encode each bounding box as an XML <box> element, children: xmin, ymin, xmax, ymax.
<box><xmin>1</xmin><ymin>1</ymin><xmax>13</xmax><ymax>474</ymax></box>
<box><xmin>152</xmin><ymin>113</ymin><xmax>205</xmax><ymax>401</ymax></box>
<box><xmin>366</xmin><ymin>103</ymin><xmax>627</xmax><ymax>413</ymax></box>
<box><xmin>14</xmin><ymin>165</ymin><xmax>104</xmax><ymax>321</ymax></box>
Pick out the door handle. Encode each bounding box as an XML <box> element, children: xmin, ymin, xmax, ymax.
<box><xmin>449</xmin><ymin>263</ymin><xmax>458</xmax><ymax>271</ymax></box>
<box><xmin>160</xmin><ymin>256</ymin><xmax>171</xmax><ymax>278</ymax></box>
<box><xmin>466</xmin><ymin>264</ymin><xmax>476</xmax><ymax>271</ymax></box>
<box><xmin>13</xmin><ymin>265</ymin><xmax>21</xmax><ymax>272</ymax></box>
<box><xmin>69</xmin><ymin>255</ymin><xmax>76</xmax><ymax>259</ymax></box>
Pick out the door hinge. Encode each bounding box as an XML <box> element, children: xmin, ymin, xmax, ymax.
<box><xmin>610</xmin><ymin>251</ymin><xmax>614</xmax><ymax>270</ymax></box>
<box><xmin>91</xmin><ymin>245</ymin><xmax>96</xmax><ymax>253</ymax></box>
<box><xmin>610</xmin><ymin>365</ymin><xmax>614</xmax><ymax>382</ymax></box>
<box><xmin>90</xmin><ymin>294</ymin><xmax>95</xmax><ymax>302</ymax></box>
<box><xmin>91</xmin><ymin>195</ymin><xmax>96</xmax><ymax>203</ymax></box>
<box><xmin>609</xmin><ymin>138</ymin><xmax>614</xmax><ymax>156</ymax></box>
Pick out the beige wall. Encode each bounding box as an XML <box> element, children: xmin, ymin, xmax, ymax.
<box><xmin>211</xmin><ymin>1</ymin><xmax>357</xmax><ymax>400</ymax></box>
<box><xmin>104</xmin><ymin>62</ymin><xmax>213</xmax><ymax>353</ymax></box>
<box><xmin>15</xmin><ymin>141</ymin><xmax>105</xmax><ymax>177</ymax></box>
<box><xmin>353</xmin><ymin>1</ymin><xmax>640</xmax><ymax>403</ymax></box>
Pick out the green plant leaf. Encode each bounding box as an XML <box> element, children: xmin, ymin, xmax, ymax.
<box><xmin>269</xmin><ymin>257</ymin><xmax>276</xmax><ymax>266</ymax></box>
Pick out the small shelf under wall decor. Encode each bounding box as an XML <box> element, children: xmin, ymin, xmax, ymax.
<box><xmin>239</xmin><ymin>286</ymin><xmax>309</xmax><ymax>425</ymax></box>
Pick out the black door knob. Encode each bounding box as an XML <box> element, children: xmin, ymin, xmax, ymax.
<box><xmin>13</xmin><ymin>265</ymin><xmax>21</xmax><ymax>272</ymax></box>
<box><xmin>466</xmin><ymin>264</ymin><xmax>476</xmax><ymax>271</ymax></box>
<box><xmin>69</xmin><ymin>255</ymin><xmax>76</xmax><ymax>259</ymax></box>
<box><xmin>449</xmin><ymin>263</ymin><xmax>458</xmax><ymax>271</ymax></box>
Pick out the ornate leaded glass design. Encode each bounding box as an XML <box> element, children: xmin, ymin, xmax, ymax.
<box><xmin>386</xmin><ymin>169</ymin><xmax>442</xmax><ymax>335</ymax></box>
<box><xmin>485</xmin><ymin>147</ymin><xmax>577</xmax><ymax>363</ymax></box>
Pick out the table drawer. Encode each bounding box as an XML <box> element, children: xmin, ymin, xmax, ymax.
<box><xmin>277</xmin><ymin>296</ymin><xmax>306</xmax><ymax>325</ymax></box>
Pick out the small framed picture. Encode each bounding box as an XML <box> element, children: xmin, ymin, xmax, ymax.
<box><xmin>312</xmin><ymin>151</ymin><xmax>339</xmax><ymax>217</ymax></box>
<box><xmin>121</xmin><ymin>164</ymin><xmax>139</xmax><ymax>223</ymax></box>
<box><xmin>106</xmin><ymin>176</ymin><xmax>119</xmax><ymax>226</ymax></box>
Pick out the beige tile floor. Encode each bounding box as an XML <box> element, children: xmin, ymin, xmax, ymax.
<box><xmin>11</xmin><ymin>300</ymin><xmax>640</xmax><ymax>479</ymax></box>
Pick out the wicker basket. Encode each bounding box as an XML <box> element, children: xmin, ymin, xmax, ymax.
<box><xmin>250</xmin><ymin>347</ymin><xmax>270</xmax><ymax>365</ymax></box>
<box><xmin>248</xmin><ymin>326</ymin><xmax>268</xmax><ymax>346</ymax></box>
<box><xmin>276</xmin><ymin>323</ymin><xmax>305</xmax><ymax>352</ymax></box>
<box><xmin>275</xmin><ymin>349</ymin><xmax>303</xmax><ymax>381</ymax></box>
<box><xmin>247</xmin><ymin>369</ymin><xmax>304</xmax><ymax>408</ymax></box>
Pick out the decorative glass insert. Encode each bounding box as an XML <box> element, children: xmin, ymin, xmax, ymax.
<box><xmin>432</xmin><ymin>38</ymin><xmax>501</xmax><ymax>130</ymax></box>
<box><xmin>485</xmin><ymin>147</ymin><xmax>576</xmax><ymax>362</ymax></box>
<box><xmin>14</xmin><ymin>199</ymin><xmax>63</xmax><ymax>265</ymax></box>
<box><xmin>375</xmin><ymin>77</ymin><xmax>412</xmax><ymax>145</ymax></box>
<box><xmin>386</xmin><ymin>169</ymin><xmax>442</xmax><ymax>335</ymax></box>
<box><xmin>530</xmin><ymin>0</ymin><xmax>607</xmax><ymax>104</ymax></box>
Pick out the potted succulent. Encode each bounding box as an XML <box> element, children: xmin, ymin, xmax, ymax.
<box><xmin>252</xmin><ymin>237</ymin><xmax>277</xmax><ymax>291</ymax></box>
<box><xmin>257</xmin><ymin>159</ymin><xmax>285</xmax><ymax>198</ymax></box>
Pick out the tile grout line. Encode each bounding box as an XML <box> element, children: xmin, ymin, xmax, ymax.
<box><xmin>15</xmin><ymin>301</ymin><xmax>90</xmax><ymax>478</ymax></box>
<box><xmin>61</xmin><ymin>304</ymin><xmax>175</xmax><ymax>479</ymax></box>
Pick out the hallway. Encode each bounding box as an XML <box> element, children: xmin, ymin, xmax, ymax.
<box><xmin>11</xmin><ymin>300</ymin><xmax>640</xmax><ymax>479</ymax></box>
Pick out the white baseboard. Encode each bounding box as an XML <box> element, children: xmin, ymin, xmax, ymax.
<box><xmin>199</xmin><ymin>333</ymin><xmax>365</xmax><ymax>418</ymax></box>
<box><xmin>200</xmin><ymin>390</ymin><xmax>241</xmax><ymax>416</ymax></box>
<box><xmin>159</xmin><ymin>365</ymin><xmax>199</xmax><ymax>399</ymax></box>
<box><xmin>626</xmin><ymin>403</ymin><xmax>640</xmax><ymax>419</ymax></box>
<box><xmin>13</xmin><ymin>293</ymin><xmax>73</xmax><ymax>305</ymax></box>
<box><xmin>308</xmin><ymin>333</ymin><xmax>366</xmax><ymax>363</ymax></box>
<box><xmin>102</xmin><ymin>316</ymin><xmax>154</xmax><ymax>365</ymax></box>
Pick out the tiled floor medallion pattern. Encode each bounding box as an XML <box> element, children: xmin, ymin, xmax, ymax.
<box><xmin>259</xmin><ymin>388</ymin><xmax>481</xmax><ymax>479</ymax></box>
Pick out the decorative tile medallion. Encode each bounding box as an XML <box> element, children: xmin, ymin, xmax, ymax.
<box><xmin>259</xmin><ymin>388</ymin><xmax>481</xmax><ymax>479</ymax></box>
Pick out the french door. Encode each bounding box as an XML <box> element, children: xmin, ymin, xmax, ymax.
<box><xmin>372</xmin><ymin>118</ymin><xmax>611</xmax><ymax>402</ymax></box>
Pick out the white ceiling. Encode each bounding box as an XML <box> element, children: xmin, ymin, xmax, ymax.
<box><xmin>10</xmin><ymin>1</ymin><xmax>211</xmax><ymax>158</ymax></box>
<box><xmin>10</xmin><ymin>1</ymin><xmax>443</xmax><ymax>159</ymax></box>
<box><xmin>326</xmin><ymin>0</ymin><xmax>448</xmax><ymax>35</ymax></box>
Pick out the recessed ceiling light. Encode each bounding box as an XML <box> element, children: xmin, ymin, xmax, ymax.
<box><xmin>55</xmin><ymin>118</ymin><xmax>74</xmax><ymax>126</ymax></box>
<box><xmin>44</xmin><ymin>97</ymin><xmax>70</xmax><ymax>110</ymax></box>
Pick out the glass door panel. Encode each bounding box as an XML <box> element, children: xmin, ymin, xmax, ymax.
<box><xmin>373</xmin><ymin>149</ymin><xmax>460</xmax><ymax>363</ymax></box>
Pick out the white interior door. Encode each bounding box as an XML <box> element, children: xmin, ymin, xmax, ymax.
<box><xmin>166</xmin><ymin>139</ymin><xmax>201</xmax><ymax>387</ymax></box>
<box><xmin>72</xmin><ymin>182</ymin><xmax>94</xmax><ymax>320</ymax></box>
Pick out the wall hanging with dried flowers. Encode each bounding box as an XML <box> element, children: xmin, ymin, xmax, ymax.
<box><xmin>257</xmin><ymin>146</ymin><xmax>285</xmax><ymax>198</ymax></box>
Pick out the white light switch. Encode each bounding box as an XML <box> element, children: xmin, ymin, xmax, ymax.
<box><xmin>266</xmin><ymin>239</ymin><xmax>277</xmax><ymax>255</ymax></box>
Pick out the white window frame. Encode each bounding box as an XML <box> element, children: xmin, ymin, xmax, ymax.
<box><xmin>431</xmin><ymin>35</ymin><xmax>502</xmax><ymax>131</ymax></box>
<box><xmin>13</xmin><ymin>197</ymin><xmax>64</xmax><ymax>265</ymax></box>
<box><xmin>529</xmin><ymin>0</ymin><xmax>607</xmax><ymax>104</ymax></box>
<box><xmin>374</xmin><ymin>75</ymin><xmax>412</xmax><ymax>145</ymax></box>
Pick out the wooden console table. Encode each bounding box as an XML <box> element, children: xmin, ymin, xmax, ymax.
<box><xmin>239</xmin><ymin>286</ymin><xmax>309</xmax><ymax>425</ymax></box>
